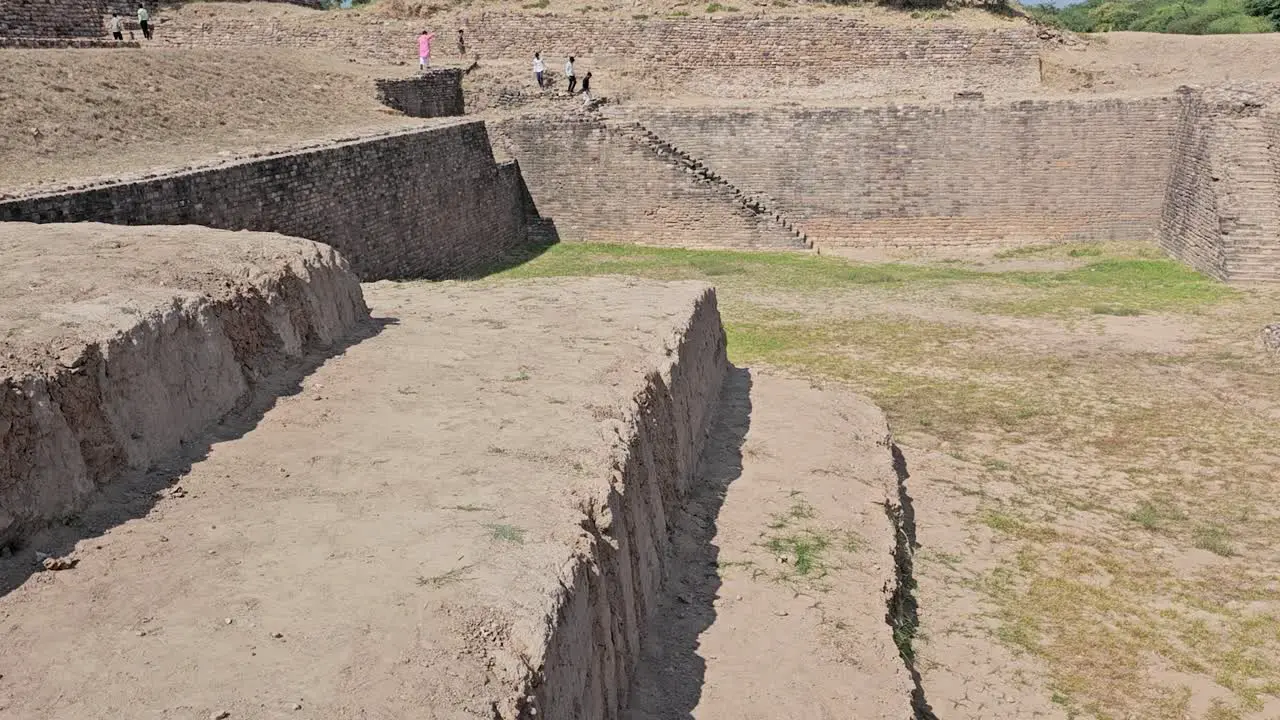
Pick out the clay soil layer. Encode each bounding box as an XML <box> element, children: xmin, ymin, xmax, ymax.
<box><xmin>0</xmin><ymin>277</ymin><xmax>727</xmax><ymax>719</ymax></box>
<box><xmin>0</xmin><ymin>222</ymin><xmax>368</xmax><ymax>546</ymax></box>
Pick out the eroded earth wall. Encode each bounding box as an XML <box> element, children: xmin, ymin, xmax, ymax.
<box><xmin>0</xmin><ymin>122</ymin><xmax>538</xmax><ymax>281</ymax></box>
<box><xmin>634</xmin><ymin>97</ymin><xmax>1180</xmax><ymax>249</ymax></box>
<box><xmin>0</xmin><ymin>223</ymin><xmax>368</xmax><ymax>546</ymax></box>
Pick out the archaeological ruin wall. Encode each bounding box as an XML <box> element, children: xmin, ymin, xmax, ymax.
<box><xmin>492</xmin><ymin>117</ymin><xmax>806</xmax><ymax>249</ymax></box>
<box><xmin>0</xmin><ymin>121</ymin><xmax>541</xmax><ymax>281</ymax></box>
<box><xmin>1</xmin><ymin>0</ymin><xmax>105</xmax><ymax>38</ymax></box>
<box><xmin>375</xmin><ymin>70</ymin><xmax>465</xmax><ymax>118</ymax></box>
<box><xmin>157</xmin><ymin>11</ymin><xmax>1038</xmax><ymax>87</ymax></box>
<box><xmin>1159</xmin><ymin>85</ymin><xmax>1280</xmax><ymax>283</ymax></box>
<box><xmin>631</xmin><ymin>97</ymin><xmax>1181</xmax><ymax>250</ymax></box>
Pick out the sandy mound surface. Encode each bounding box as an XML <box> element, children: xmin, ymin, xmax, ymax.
<box><xmin>0</xmin><ymin>47</ymin><xmax>421</xmax><ymax>192</ymax></box>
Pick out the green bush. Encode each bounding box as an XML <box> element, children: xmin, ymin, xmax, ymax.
<box><xmin>1027</xmin><ymin>0</ymin><xmax>1276</xmax><ymax>33</ymax></box>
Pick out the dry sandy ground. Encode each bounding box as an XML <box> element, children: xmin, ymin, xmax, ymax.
<box><xmin>623</xmin><ymin>372</ymin><xmax>912</xmax><ymax>720</ymax></box>
<box><xmin>1041</xmin><ymin>31</ymin><xmax>1280</xmax><ymax>95</ymax></box>
<box><xmin>0</xmin><ymin>47</ymin><xmax>421</xmax><ymax>193</ymax></box>
<box><xmin>0</xmin><ymin>277</ymin><xmax>718</xmax><ymax>719</ymax></box>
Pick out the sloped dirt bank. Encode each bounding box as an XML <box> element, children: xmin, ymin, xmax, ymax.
<box><xmin>0</xmin><ymin>222</ymin><xmax>367</xmax><ymax>547</ymax></box>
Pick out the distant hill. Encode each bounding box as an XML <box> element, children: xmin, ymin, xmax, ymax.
<box><xmin>1025</xmin><ymin>0</ymin><xmax>1277</xmax><ymax>33</ymax></box>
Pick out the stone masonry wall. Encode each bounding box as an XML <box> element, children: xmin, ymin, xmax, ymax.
<box><xmin>0</xmin><ymin>122</ymin><xmax>539</xmax><ymax>281</ymax></box>
<box><xmin>1159</xmin><ymin>85</ymin><xmax>1280</xmax><ymax>282</ymax></box>
<box><xmin>491</xmin><ymin>116</ymin><xmax>804</xmax><ymax>248</ymax></box>
<box><xmin>157</xmin><ymin>9</ymin><xmax>1039</xmax><ymax>81</ymax></box>
<box><xmin>1</xmin><ymin>0</ymin><xmax>105</xmax><ymax>39</ymax></box>
<box><xmin>376</xmin><ymin>70</ymin><xmax>465</xmax><ymax>118</ymax></box>
<box><xmin>633</xmin><ymin>97</ymin><xmax>1180</xmax><ymax>249</ymax></box>
<box><xmin>1159</xmin><ymin>88</ymin><xmax>1230</xmax><ymax>280</ymax></box>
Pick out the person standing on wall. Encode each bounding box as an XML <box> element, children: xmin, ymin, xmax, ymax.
<box><xmin>457</xmin><ymin>29</ymin><xmax>465</xmax><ymax>57</ymax></box>
<box><xmin>581</xmin><ymin>71</ymin><xmax>593</xmax><ymax>107</ymax></box>
<box><xmin>137</xmin><ymin>4</ymin><xmax>152</xmax><ymax>40</ymax></box>
<box><xmin>533</xmin><ymin>52</ymin><xmax>546</xmax><ymax>89</ymax></box>
<box><xmin>565</xmin><ymin>56</ymin><xmax>576</xmax><ymax>94</ymax></box>
<box><xmin>109</xmin><ymin>13</ymin><xmax>124</xmax><ymax>41</ymax></box>
<box><xmin>418</xmin><ymin>30</ymin><xmax>436</xmax><ymax>72</ymax></box>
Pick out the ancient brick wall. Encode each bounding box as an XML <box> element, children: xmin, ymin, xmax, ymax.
<box><xmin>157</xmin><ymin>10</ymin><xmax>1039</xmax><ymax>80</ymax></box>
<box><xmin>1</xmin><ymin>0</ymin><xmax>105</xmax><ymax>39</ymax></box>
<box><xmin>1159</xmin><ymin>89</ymin><xmax>1231</xmax><ymax>280</ymax></box>
<box><xmin>1159</xmin><ymin>86</ymin><xmax>1280</xmax><ymax>282</ymax></box>
<box><xmin>376</xmin><ymin>70</ymin><xmax>465</xmax><ymax>118</ymax></box>
<box><xmin>631</xmin><ymin>97</ymin><xmax>1180</xmax><ymax>249</ymax></box>
<box><xmin>0</xmin><ymin>122</ymin><xmax>539</xmax><ymax>281</ymax></box>
<box><xmin>491</xmin><ymin>116</ymin><xmax>804</xmax><ymax>248</ymax></box>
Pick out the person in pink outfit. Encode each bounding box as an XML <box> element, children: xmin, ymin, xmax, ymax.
<box><xmin>418</xmin><ymin>30</ymin><xmax>436</xmax><ymax>72</ymax></box>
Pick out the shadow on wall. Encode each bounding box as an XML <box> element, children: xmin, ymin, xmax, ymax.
<box><xmin>0</xmin><ymin>316</ymin><xmax>397</xmax><ymax>601</ymax></box>
<box><xmin>622</xmin><ymin>366</ymin><xmax>752</xmax><ymax>718</ymax></box>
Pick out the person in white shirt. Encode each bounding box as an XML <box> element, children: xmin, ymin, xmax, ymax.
<box><xmin>109</xmin><ymin>13</ymin><xmax>124</xmax><ymax>41</ymax></box>
<box><xmin>136</xmin><ymin>4</ymin><xmax>151</xmax><ymax>40</ymax></box>
<box><xmin>565</xmin><ymin>56</ymin><xmax>576</xmax><ymax>94</ymax></box>
<box><xmin>533</xmin><ymin>52</ymin><xmax>546</xmax><ymax>89</ymax></box>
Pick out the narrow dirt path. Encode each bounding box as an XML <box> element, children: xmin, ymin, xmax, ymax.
<box><xmin>623</xmin><ymin>371</ymin><xmax>914</xmax><ymax>720</ymax></box>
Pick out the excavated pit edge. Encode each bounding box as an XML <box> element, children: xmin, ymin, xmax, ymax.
<box><xmin>0</xmin><ymin>242</ymin><xmax>369</xmax><ymax>547</ymax></box>
<box><xmin>495</xmin><ymin>287</ymin><xmax>728</xmax><ymax>720</ymax></box>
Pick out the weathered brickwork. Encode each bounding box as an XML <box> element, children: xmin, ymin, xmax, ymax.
<box><xmin>492</xmin><ymin>116</ymin><xmax>804</xmax><ymax>249</ymax></box>
<box><xmin>0</xmin><ymin>122</ymin><xmax>540</xmax><ymax>281</ymax></box>
<box><xmin>1159</xmin><ymin>86</ymin><xmax>1280</xmax><ymax>282</ymax></box>
<box><xmin>158</xmin><ymin>11</ymin><xmax>1039</xmax><ymax>79</ymax></box>
<box><xmin>0</xmin><ymin>37</ymin><xmax>137</xmax><ymax>48</ymax></box>
<box><xmin>376</xmin><ymin>70</ymin><xmax>465</xmax><ymax>118</ymax></box>
<box><xmin>1159</xmin><ymin>88</ymin><xmax>1227</xmax><ymax>279</ymax></box>
<box><xmin>630</xmin><ymin>98</ymin><xmax>1180</xmax><ymax>249</ymax></box>
<box><xmin>1</xmin><ymin>0</ymin><xmax>105</xmax><ymax>39</ymax></box>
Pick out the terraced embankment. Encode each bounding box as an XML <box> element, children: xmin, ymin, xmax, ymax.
<box><xmin>0</xmin><ymin>276</ymin><xmax>728</xmax><ymax>719</ymax></box>
<box><xmin>0</xmin><ymin>222</ymin><xmax>367</xmax><ymax>547</ymax></box>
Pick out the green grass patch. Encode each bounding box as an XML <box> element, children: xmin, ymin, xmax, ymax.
<box><xmin>705</xmin><ymin>1</ymin><xmax>739</xmax><ymax>10</ymax></box>
<box><xmin>491</xmin><ymin>242</ymin><xmax>979</xmax><ymax>289</ymax></box>
<box><xmin>485</xmin><ymin>523</ymin><xmax>526</xmax><ymax>543</ymax></box>
<box><xmin>1193</xmin><ymin>525</ymin><xmax>1236</xmax><ymax>556</ymax></box>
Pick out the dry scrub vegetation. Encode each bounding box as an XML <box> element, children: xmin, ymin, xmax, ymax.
<box><xmin>492</xmin><ymin>241</ymin><xmax>1280</xmax><ymax>720</ymax></box>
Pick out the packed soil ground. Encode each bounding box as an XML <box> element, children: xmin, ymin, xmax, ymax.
<box><xmin>495</xmin><ymin>241</ymin><xmax>1280</xmax><ymax>720</ymax></box>
<box><xmin>0</xmin><ymin>47</ymin><xmax>420</xmax><ymax>193</ymax></box>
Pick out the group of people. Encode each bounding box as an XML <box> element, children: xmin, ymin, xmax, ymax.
<box><xmin>533</xmin><ymin>52</ymin><xmax>594</xmax><ymax>105</ymax></box>
<box><xmin>416</xmin><ymin>29</ymin><xmax>597</xmax><ymax>106</ymax></box>
<box><xmin>109</xmin><ymin>5</ymin><xmax>152</xmax><ymax>41</ymax></box>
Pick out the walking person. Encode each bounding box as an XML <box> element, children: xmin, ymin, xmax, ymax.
<box><xmin>581</xmin><ymin>71</ymin><xmax>593</xmax><ymax>106</ymax></box>
<box><xmin>533</xmin><ymin>52</ymin><xmax>546</xmax><ymax>89</ymax></box>
<box><xmin>457</xmin><ymin>29</ymin><xmax>465</xmax><ymax>56</ymax></box>
<box><xmin>565</xmin><ymin>56</ymin><xmax>576</xmax><ymax>94</ymax></box>
<box><xmin>418</xmin><ymin>30</ymin><xmax>436</xmax><ymax>72</ymax></box>
<box><xmin>109</xmin><ymin>13</ymin><xmax>124</xmax><ymax>41</ymax></box>
<box><xmin>137</xmin><ymin>4</ymin><xmax>151</xmax><ymax>39</ymax></box>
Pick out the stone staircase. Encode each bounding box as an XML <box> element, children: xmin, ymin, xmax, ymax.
<box><xmin>1214</xmin><ymin>115</ymin><xmax>1280</xmax><ymax>283</ymax></box>
<box><xmin>612</xmin><ymin>120</ymin><xmax>814</xmax><ymax>250</ymax></box>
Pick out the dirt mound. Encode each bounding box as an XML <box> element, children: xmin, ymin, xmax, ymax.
<box><xmin>0</xmin><ymin>47</ymin><xmax>420</xmax><ymax>192</ymax></box>
<box><xmin>0</xmin><ymin>222</ymin><xmax>367</xmax><ymax>546</ymax></box>
<box><xmin>0</xmin><ymin>277</ymin><xmax>726</xmax><ymax>719</ymax></box>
